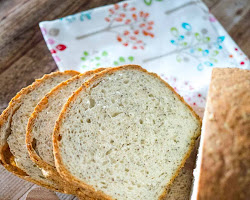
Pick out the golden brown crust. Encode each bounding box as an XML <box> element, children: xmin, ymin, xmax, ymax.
<box><xmin>0</xmin><ymin>70</ymin><xmax>79</xmax><ymax>193</ymax></box>
<box><xmin>197</xmin><ymin>68</ymin><xmax>250</xmax><ymax>200</ymax></box>
<box><xmin>53</xmin><ymin>65</ymin><xmax>202</xmax><ymax>200</ymax></box>
<box><xmin>26</xmin><ymin>68</ymin><xmax>105</xmax><ymax>196</ymax></box>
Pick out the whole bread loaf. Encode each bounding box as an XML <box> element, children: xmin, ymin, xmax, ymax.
<box><xmin>192</xmin><ymin>68</ymin><xmax>250</xmax><ymax>200</ymax></box>
<box><xmin>53</xmin><ymin>65</ymin><xmax>201</xmax><ymax>200</ymax></box>
<box><xmin>0</xmin><ymin>71</ymin><xmax>79</xmax><ymax>192</ymax></box>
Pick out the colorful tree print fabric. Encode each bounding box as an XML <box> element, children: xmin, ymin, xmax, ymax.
<box><xmin>40</xmin><ymin>0</ymin><xmax>249</xmax><ymax>111</ymax></box>
<box><xmin>75</xmin><ymin>3</ymin><xmax>154</xmax><ymax>50</ymax></box>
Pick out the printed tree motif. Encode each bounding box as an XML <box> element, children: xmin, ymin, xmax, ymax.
<box><xmin>228</xmin><ymin>47</ymin><xmax>249</xmax><ymax>67</ymax></box>
<box><xmin>76</xmin><ymin>3</ymin><xmax>155</xmax><ymax>50</ymax></box>
<box><xmin>164</xmin><ymin>3</ymin><xmax>249</xmax><ymax>69</ymax></box>
<box><xmin>113</xmin><ymin>56</ymin><xmax>134</xmax><ymax>66</ymax></box>
<box><xmin>81</xmin><ymin>50</ymin><xmax>109</xmax><ymax>68</ymax></box>
<box><xmin>80</xmin><ymin>50</ymin><xmax>135</xmax><ymax>69</ymax></box>
<box><xmin>60</xmin><ymin>11</ymin><xmax>91</xmax><ymax>23</ymax></box>
<box><xmin>165</xmin><ymin>1</ymin><xmax>203</xmax><ymax>15</ymax></box>
<box><xmin>143</xmin><ymin>22</ymin><xmax>225</xmax><ymax>71</ymax></box>
<box><xmin>40</xmin><ymin>27</ymin><xmax>67</xmax><ymax>62</ymax></box>
<box><xmin>50</xmin><ymin>44</ymin><xmax>67</xmax><ymax>62</ymax></box>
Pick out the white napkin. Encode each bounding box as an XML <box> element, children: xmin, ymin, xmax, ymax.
<box><xmin>40</xmin><ymin>0</ymin><xmax>249</xmax><ymax>112</ymax></box>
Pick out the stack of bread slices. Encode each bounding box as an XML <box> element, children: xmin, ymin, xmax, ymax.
<box><xmin>0</xmin><ymin>65</ymin><xmax>203</xmax><ymax>199</ymax></box>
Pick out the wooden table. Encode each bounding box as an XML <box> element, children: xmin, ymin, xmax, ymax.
<box><xmin>0</xmin><ymin>0</ymin><xmax>249</xmax><ymax>199</ymax></box>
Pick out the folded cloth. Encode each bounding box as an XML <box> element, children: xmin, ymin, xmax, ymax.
<box><xmin>40</xmin><ymin>0</ymin><xmax>249</xmax><ymax>113</ymax></box>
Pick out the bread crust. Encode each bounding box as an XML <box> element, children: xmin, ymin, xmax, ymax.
<box><xmin>26</xmin><ymin>68</ymin><xmax>105</xmax><ymax>196</ymax></box>
<box><xmin>0</xmin><ymin>70</ymin><xmax>79</xmax><ymax>193</ymax></box>
<box><xmin>196</xmin><ymin>68</ymin><xmax>250</xmax><ymax>200</ymax></box>
<box><xmin>53</xmin><ymin>65</ymin><xmax>202</xmax><ymax>199</ymax></box>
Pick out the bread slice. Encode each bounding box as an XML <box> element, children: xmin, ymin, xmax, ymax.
<box><xmin>191</xmin><ymin>68</ymin><xmax>250</xmax><ymax>200</ymax></box>
<box><xmin>0</xmin><ymin>70</ymin><xmax>79</xmax><ymax>192</ymax></box>
<box><xmin>26</xmin><ymin>68</ymin><xmax>105</xmax><ymax>192</ymax></box>
<box><xmin>53</xmin><ymin>65</ymin><xmax>201</xmax><ymax>200</ymax></box>
<box><xmin>164</xmin><ymin>139</ymin><xmax>199</xmax><ymax>200</ymax></box>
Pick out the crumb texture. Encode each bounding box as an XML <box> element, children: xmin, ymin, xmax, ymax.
<box><xmin>7</xmin><ymin>73</ymin><xmax>76</xmax><ymax>184</ymax></box>
<box><xmin>58</xmin><ymin>68</ymin><xmax>200</xmax><ymax>200</ymax></box>
<box><xmin>32</xmin><ymin>74</ymin><xmax>93</xmax><ymax>167</ymax></box>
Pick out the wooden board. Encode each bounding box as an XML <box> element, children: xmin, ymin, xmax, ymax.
<box><xmin>0</xmin><ymin>0</ymin><xmax>249</xmax><ymax>199</ymax></box>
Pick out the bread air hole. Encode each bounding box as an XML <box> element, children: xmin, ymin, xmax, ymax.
<box><xmin>102</xmin><ymin>161</ymin><xmax>108</xmax><ymax>165</ymax></box>
<box><xmin>106</xmin><ymin>149</ymin><xmax>112</xmax><ymax>155</ymax></box>
<box><xmin>106</xmin><ymin>168</ymin><xmax>113</xmax><ymax>174</ymax></box>
<box><xmin>111</xmin><ymin>158</ymin><xmax>116</xmax><ymax>164</ymax></box>
<box><xmin>101</xmin><ymin>89</ymin><xmax>106</xmax><ymax>94</ymax></box>
<box><xmin>86</xmin><ymin>118</ymin><xmax>91</xmax><ymax>123</ymax></box>
<box><xmin>139</xmin><ymin>119</ymin><xmax>143</xmax><ymax>124</ymax></box>
<box><xmin>111</xmin><ymin>112</ymin><xmax>122</xmax><ymax>117</ymax></box>
<box><xmin>124</xmin><ymin>80</ymin><xmax>129</xmax><ymax>84</ymax></box>
<box><xmin>89</xmin><ymin>98</ymin><xmax>96</xmax><ymax>108</ymax></box>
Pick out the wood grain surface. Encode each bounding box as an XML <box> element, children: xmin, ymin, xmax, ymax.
<box><xmin>0</xmin><ymin>0</ymin><xmax>249</xmax><ymax>199</ymax></box>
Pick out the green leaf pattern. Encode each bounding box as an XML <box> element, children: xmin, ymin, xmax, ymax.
<box><xmin>168</xmin><ymin>22</ymin><xmax>225</xmax><ymax>71</ymax></box>
<box><xmin>80</xmin><ymin>50</ymin><xmax>135</xmax><ymax>69</ymax></box>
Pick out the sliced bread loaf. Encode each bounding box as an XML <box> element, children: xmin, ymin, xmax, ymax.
<box><xmin>0</xmin><ymin>70</ymin><xmax>79</xmax><ymax>192</ymax></box>
<box><xmin>26</xmin><ymin>68</ymin><xmax>105</xmax><ymax>191</ymax></box>
<box><xmin>53</xmin><ymin>65</ymin><xmax>201</xmax><ymax>200</ymax></box>
<box><xmin>191</xmin><ymin>68</ymin><xmax>250</xmax><ymax>200</ymax></box>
